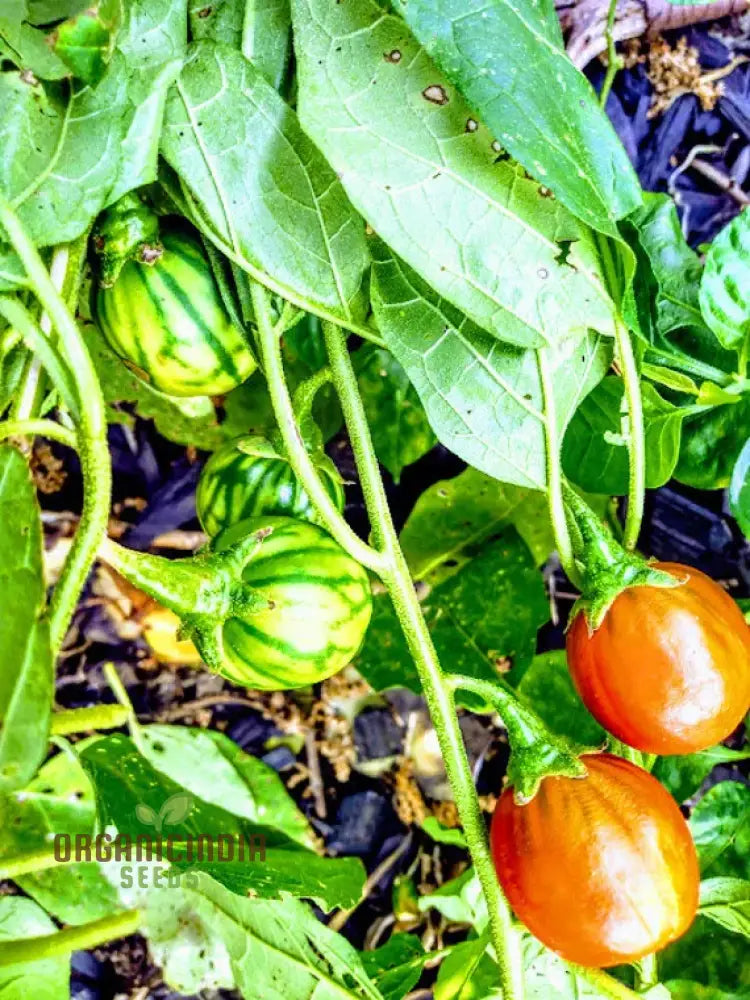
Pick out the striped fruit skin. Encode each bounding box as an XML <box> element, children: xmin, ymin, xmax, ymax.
<box><xmin>212</xmin><ymin>516</ymin><xmax>372</xmax><ymax>690</ymax></box>
<box><xmin>491</xmin><ymin>754</ymin><xmax>699</xmax><ymax>967</ymax></box>
<box><xmin>196</xmin><ymin>436</ymin><xmax>344</xmax><ymax>537</ymax></box>
<box><xmin>95</xmin><ymin>230</ymin><xmax>256</xmax><ymax>397</ymax></box>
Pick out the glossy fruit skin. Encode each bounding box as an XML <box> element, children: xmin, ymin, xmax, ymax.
<box><xmin>212</xmin><ymin>516</ymin><xmax>372</xmax><ymax>689</ymax></box>
<box><xmin>567</xmin><ymin>562</ymin><xmax>750</xmax><ymax>754</ymax></box>
<box><xmin>491</xmin><ymin>753</ymin><xmax>699</xmax><ymax>968</ymax></box>
<box><xmin>95</xmin><ymin>230</ymin><xmax>256</xmax><ymax>397</ymax></box>
<box><xmin>196</xmin><ymin>436</ymin><xmax>344</xmax><ymax>537</ymax></box>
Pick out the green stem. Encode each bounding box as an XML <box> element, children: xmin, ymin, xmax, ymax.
<box><xmin>537</xmin><ymin>348</ymin><xmax>580</xmax><ymax>587</ymax></box>
<box><xmin>0</xmin><ymin>418</ymin><xmax>77</xmax><ymax>449</ymax></box>
<box><xmin>573</xmin><ymin>966</ymin><xmax>644</xmax><ymax>1000</ymax></box>
<box><xmin>0</xmin><ymin>846</ymin><xmax>60</xmax><ymax>880</ymax></box>
<box><xmin>633</xmin><ymin>953</ymin><xmax>658</xmax><ymax>991</ymax></box>
<box><xmin>321</xmin><ymin>320</ymin><xmax>525</xmax><ymax>1000</ymax></box>
<box><xmin>0</xmin><ymin>910</ymin><xmax>141</xmax><ymax>967</ymax></box>
<box><xmin>599</xmin><ymin>0</ymin><xmax>622</xmax><ymax>109</ymax></box>
<box><xmin>614</xmin><ymin>320</ymin><xmax>645</xmax><ymax>551</ymax></box>
<box><xmin>50</xmin><ymin>703</ymin><xmax>130</xmax><ymax>736</ymax></box>
<box><xmin>0</xmin><ymin>195</ymin><xmax>112</xmax><ymax>653</ymax></box>
<box><xmin>252</xmin><ymin>284</ymin><xmax>385</xmax><ymax>574</ymax></box>
<box><xmin>103</xmin><ymin>661</ymin><xmax>140</xmax><ymax>732</ymax></box>
<box><xmin>642</xmin><ymin>348</ymin><xmax>733</xmax><ymax>387</ymax></box>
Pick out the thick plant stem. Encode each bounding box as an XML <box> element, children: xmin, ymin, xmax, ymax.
<box><xmin>0</xmin><ymin>910</ymin><xmax>141</xmax><ymax>966</ymax></box>
<box><xmin>537</xmin><ymin>348</ymin><xmax>580</xmax><ymax>587</ymax></box>
<box><xmin>252</xmin><ymin>283</ymin><xmax>385</xmax><ymax>574</ymax></box>
<box><xmin>321</xmin><ymin>320</ymin><xmax>525</xmax><ymax>1000</ymax></box>
<box><xmin>0</xmin><ymin>195</ymin><xmax>112</xmax><ymax>652</ymax></box>
<box><xmin>614</xmin><ymin>319</ymin><xmax>645</xmax><ymax>551</ymax></box>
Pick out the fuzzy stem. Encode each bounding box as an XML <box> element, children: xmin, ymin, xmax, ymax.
<box><xmin>0</xmin><ymin>195</ymin><xmax>112</xmax><ymax>653</ymax></box>
<box><xmin>537</xmin><ymin>348</ymin><xmax>580</xmax><ymax>587</ymax></box>
<box><xmin>614</xmin><ymin>319</ymin><xmax>645</xmax><ymax>550</ymax></box>
<box><xmin>252</xmin><ymin>283</ymin><xmax>385</xmax><ymax>574</ymax></box>
<box><xmin>0</xmin><ymin>910</ymin><xmax>141</xmax><ymax>967</ymax></box>
<box><xmin>0</xmin><ymin>418</ymin><xmax>77</xmax><ymax>450</ymax></box>
<box><xmin>50</xmin><ymin>703</ymin><xmax>130</xmax><ymax>736</ymax></box>
<box><xmin>0</xmin><ymin>846</ymin><xmax>60</xmax><ymax>880</ymax></box>
<box><xmin>321</xmin><ymin>318</ymin><xmax>525</xmax><ymax>999</ymax></box>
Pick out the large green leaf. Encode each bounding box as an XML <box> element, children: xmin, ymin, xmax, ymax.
<box><xmin>135</xmin><ymin>725</ymin><xmax>314</xmax><ymax>849</ymax></box>
<box><xmin>562</xmin><ymin>375</ymin><xmax>684</xmax><ymax>494</ymax></box>
<box><xmin>358</xmin><ymin>530</ymin><xmax>548</xmax><ymax>693</ymax></box>
<box><xmin>0</xmin><ymin>0</ymin><xmax>69</xmax><ymax>79</ymax></box>
<box><xmin>161</xmin><ymin>40</ymin><xmax>369</xmax><ymax>326</ymax></box>
<box><xmin>0</xmin><ymin>897</ymin><xmax>69</xmax><ymax>1000</ymax></box>
<box><xmin>0</xmin><ymin>744</ymin><xmax>120</xmax><ymax>924</ymax></box>
<box><xmin>144</xmin><ymin>872</ymin><xmax>381</xmax><ymax>999</ymax></box>
<box><xmin>80</xmin><ymin>734</ymin><xmax>365</xmax><ymax>910</ymax></box>
<box><xmin>0</xmin><ymin>445</ymin><xmax>52</xmax><ymax>794</ymax></box>
<box><xmin>291</xmin><ymin>0</ymin><xmax>617</xmax><ymax>348</ymax></box>
<box><xmin>360</xmin><ymin>935</ymin><xmax>428</xmax><ymax>1000</ymax></box>
<box><xmin>700</xmin><ymin>208</ymin><xmax>750</xmax><ymax>360</ymax></box>
<box><xmin>0</xmin><ymin>0</ymin><xmax>186</xmax><ymax>247</ymax></box>
<box><xmin>399</xmin><ymin>467</ymin><xmax>553</xmax><ymax>581</ymax></box>
<box><xmin>371</xmin><ymin>241</ymin><xmax>611</xmax><ymax>489</ymax></box>
<box><xmin>395</xmin><ymin>0</ymin><xmax>641</xmax><ymax>237</ymax></box>
<box><xmin>654</xmin><ymin>745</ymin><xmax>750</xmax><ymax>804</ymax></box>
<box><xmin>676</xmin><ymin>395</ymin><xmax>750</xmax><ymax>490</ymax></box>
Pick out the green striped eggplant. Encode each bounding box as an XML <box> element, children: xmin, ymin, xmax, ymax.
<box><xmin>94</xmin><ymin>230</ymin><xmax>256</xmax><ymax>397</ymax></box>
<box><xmin>196</xmin><ymin>435</ymin><xmax>345</xmax><ymax>536</ymax></box>
<box><xmin>212</xmin><ymin>517</ymin><xmax>372</xmax><ymax>689</ymax></box>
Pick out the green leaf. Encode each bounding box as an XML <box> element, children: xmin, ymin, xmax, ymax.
<box><xmin>730</xmin><ymin>437</ymin><xmax>750</xmax><ymax>539</ymax></box>
<box><xmin>80</xmin><ymin>733</ymin><xmax>365</xmax><ymax>910</ymax></box>
<box><xmin>676</xmin><ymin>395</ymin><xmax>750</xmax><ymax>490</ymax></box>
<box><xmin>434</xmin><ymin>935</ymin><xmax>497</xmax><ymax>1000</ymax></box>
<box><xmin>516</xmin><ymin>650</ymin><xmax>606</xmax><ymax>743</ymax></box>
<box><xmin>700</xmin><ymin>208</ymin><xmax>750</xmax><ymax>358</ymax></box>
<box><xmin>360</xmin><ymin>934</ymin><xmax>427</xmax><ymax>1000</ymax></box>
<box><xmin>188</xmin><ymin>0</ymin><xmax>243</xmax><ymax>48</ymax></box>
<box><xmin>371</xmin><ymin>240</ymin><xmax>612</xmax><ymax>489</ymax></box>
<box><xmin>654</xmin><ymin>746</ymin><xmax>750</xmax><ymax>804</ymax></box>
<box><xmin>521</xmin><ymin>932</ymin><xmax>622</xmax><ymax>998</ymax></box>
<box><xmin>0</xmin><ymin>897</ymin><xmax>69</xmax><ymax>1000</ymax></box>
<box><xmin>136</xmin><ymin>725</ymin><xmax>314</xmax><ymax>848</ymax></box>
<box><xmin>625</xmin><ymin>193</ymin><xmax>706</xmax><ymax>339</ymax></box>
<box><xmin>292</xmin><ymin>0</ymin><xmax>617</xmax><ymax>348</ymax></box>
<box><xmin>144</xmin><ymin>872</ymin><xmax>381</xmax><ymax>999</ymax></box>
<box><xmin>27</xmin><ymin>0</ymin><xmax>88</xmax><ymax>25</ymax></box>
<box><xmin>160</xmin><ymin>40</ymin><xmax>369</xmax><ymax>326</ymax></box>
<box><xmin>690</xmin><ymin>781</ymin><xmax>750</xmax><ymax>878</ymax></box>
<box><xmin>0</xmin><ymin>2</ymin><xmax>69</xmax><ymax>79</ymax></box>
<box><xmin>0</xmin><ymin>744</ymin><xmax>120</xmax><ymax>924</ymax></box>
<box><xmin>358</xmin><ymin>529</ymin><xmax>548</xmax><ymax>693</ymax></box>
<box><xmin>354</xmin><ymin>346</ymin><xmax>436</xmax><ymax>483</ymax></box>
<box><xmin>0</xmin><ymin>0</ymin><xmax>185</xmax><ymax>248</ymax></box>
<box><xmin>665</xmin><ymin>985</ymin><xmax>750</xmax><ymax>1000</ymax></box>
<box><xmin>0</xmin><ymin>445</ymin><xmax>52</xmax><ymax>794</ymax></box>
<box><xmin>51</xmin><ymin>3</ymin><xmax>119</xmax><ymax>85</ymax></box>
<box><xmin>699</xmin><ymin>877</ymin><xmax>750</xmax><ymax>939</ymax></box>
<box><xmin>417</xmin><ymin>868</ymin><xmax>485</xmax><ymax>925</ymax></box>
<box><xmin>422</xmin><ymin>816</ymin><xmax>467</xmax><ymax>847</ymax></box>
<box><xmin>395</xmin><ymin>0</ymin><xmax>641</xmax><ymax>237</ymax></box>
<box><xmin>400</xmin><ymin>467</ymin><xmax>553</xmax><ymax>582</ymax></box>
<box><xmin>660</xmin><ymin>918</ymin><xmax>750</xmax><ymax>993</ymax></box>
<box><xmin>562</xmin><ymin>375</ymin><xmax>684</xmax><ymax>494</ymax></box>
<box><xmin>240</xmin><ymin>0</ymin><xmax>290</xmax><ymax>90</ymax></box>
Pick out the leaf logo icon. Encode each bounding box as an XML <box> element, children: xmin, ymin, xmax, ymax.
<box><xmin>135</xmin><ymin>794</ymin><xmax>192</xmax><ymax>834</ymax></box>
